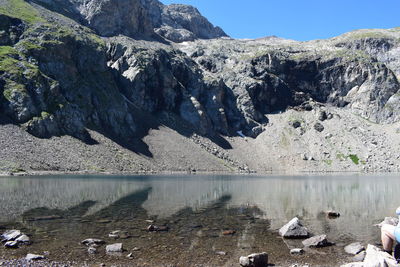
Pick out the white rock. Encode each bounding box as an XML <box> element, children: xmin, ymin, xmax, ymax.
<box><xmin>106</xmin><ymin>243</ymin><xmax>123</xmax><ymax>253</ymax></box>
<box><xmin>1</xmin><ymin>230</ymin><xmax>21</xmax><ymax>241</ymax></box>
<box><xmin>279</xmin><ymin>217</ymin><xmax>309</xmax><ymax>238</ymax></box>
<box><xmin>15</xmin><ymin>234</ymin><xmax>30</xmax><ymax>244</ymax></box>
<box><xmin>363</xmin><ymin>244</ymin><xmax>398</xmax><ymax>267</ymax></box>
<box><xmin>26</xmin><ymin>254</ymin><xmax>45</xmax><ymax>261</ymax></box>
<box><xmin>239</xmin><ymin>252</ymin><xmax>268</xmax><ymax>267</ymax></box>
<box><xmin>290</xmin><ymin>248</ymin><xmax>304</xmax><ymax>255</ymax></box>
<box><xmin>345</xmin><ymin>242</ymin><xmax>365</xmax><ymax>255</ymax></box>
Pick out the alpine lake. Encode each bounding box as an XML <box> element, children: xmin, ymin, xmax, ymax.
<box><xmin>0</xmin><ymin>174</ymin><xmax>399</xmax><ymax>266</ymax></box>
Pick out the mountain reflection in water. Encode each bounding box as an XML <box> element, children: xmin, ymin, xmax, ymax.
<box><xmin>1</xmin><ymin>174</ymin><xmax>400</xmax><ymax>245</ymax></box>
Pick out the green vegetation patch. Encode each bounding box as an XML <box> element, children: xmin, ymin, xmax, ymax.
<box><xmin>336</xmin><ymin>153</ymin><xmax>360</xmax><ymax>165</ymax></box>
<box><xmin>18</xmin><ymin>40</ymin><xmax>44</xmax><ymax>51</ymax></box>
<box><xmin>0</xmin><ymin>45</ymin><xmax>42</xmax><ymax>101</ymax></box>
<box><xmin>0</xmin><ymin>0</ymin><xmax>44</xmax><ymax>24</ymax></box>
<box><xmin>348</xmin><ymin>154</ymin><xmax>360</xmax><ymax>165</ymax></box>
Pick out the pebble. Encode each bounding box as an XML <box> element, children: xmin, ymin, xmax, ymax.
<box><xmin>222</xmin><ymin>230</ymin><xmax>236</xmax><ymax>236</ymax></box>
<box><xmin>88</xmin><ymin>247</ymin><xmax>97</xmax><ymax>254</ymax></box>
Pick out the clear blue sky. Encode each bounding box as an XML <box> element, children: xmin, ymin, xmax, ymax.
<box><xmin>160</xmin><ymin>0</ymin><xmax>400</xmax><ymax>41</ymax></box>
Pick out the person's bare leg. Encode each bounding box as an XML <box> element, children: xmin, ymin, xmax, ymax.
<box><xmin>382</xmin><ymin>224</ymin><xmax>396</xmax><ymax>253</ymax></box>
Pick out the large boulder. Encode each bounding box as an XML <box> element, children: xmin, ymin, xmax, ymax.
<box><xmin>341</xmin><ymin>244</ymin><xmax>400</xmax><ymax>267</ymax></box>
<box><xmin>279</xmin><ymin>217</ymin><xmax>309</xmax><ymax>238</ymax></box>
<box><xmin>363</xmin><ymin>244</ymin><xmax>398</xmax><ymax>267</ymax></box>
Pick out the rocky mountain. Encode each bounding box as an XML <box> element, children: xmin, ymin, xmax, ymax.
<box><xmin>0</xmin><ymin>0</ymin><xmax>399</xmax><ymax>174</ymax></box>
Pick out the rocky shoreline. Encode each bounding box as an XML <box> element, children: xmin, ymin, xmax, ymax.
<box><xmin>1</xmin><ymin>214</ymin><xmax>397</xmax><ymax>267</ymax></box>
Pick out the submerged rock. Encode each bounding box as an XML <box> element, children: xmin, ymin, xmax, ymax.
<box><xmin>147</xmin><ymin>224</ymin><xmax>169</xmax><ymax>232</ymax></box>
<box><xmin>302</xmin><ymin>235</ymin><xmax>334</xmax><ymax>248</ymax></box>
<box><xmin>26</xmin><ymin>254</ymin><xmax>45</xmax><ymax>261</ymax></box>
<box><xmin>1</xmin><ymin>230</ymin><xmax>22</xmax><ymax>241</ymax></box>
<box><xmin>106</xmin><ymin>243</ymin><xmax>123</xmax><ymax>253</ymax></box>
<box><xmin>81</xmin><ymin>238</ymin><xmax>105</xmax><ymax>247</ymax></box>
<box><xmin>88</xmin><ymin>247</ymin><xmax>97</xmax><ymax>254</ymax></box>
<box><xmin>290</xmin><ymin>248</ymin><xmax>304</xmax><ymax>255</ymax></box>
<box><xmin>4</xmin><ymin>241</ymin><xmax>18</xmax><ymax>248</ymax></box>
<box><xmin>15</xmin><ymin>234</ymin><xmax>30</xmax><ymax>244</ymax></box>
<box><xmin>326</xmin><ymin>210</ymin><xmax>341</xmax><ymax>218</ymax></box>
<box><xmin>279</xmin><ymin>217</ymin><xmax>309</xmax><ymax>238</ymax></box>
<box><xmin>222</xmin><ymin>230</ymin><xmax>236</xmax><ymax>236</ymax></box>
<box><xmin>239</xmin><ymin>252</ymin><xmax>268</xmax><ymax>267</ymax></box>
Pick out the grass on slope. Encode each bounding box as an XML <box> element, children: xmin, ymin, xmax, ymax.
<box><xmin>0</xmin><ymin>0</ymin><xmax>44</xmax><ymax>23</ymax></box>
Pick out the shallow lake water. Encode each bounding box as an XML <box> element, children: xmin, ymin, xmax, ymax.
<box><xmin>0</xmin><ymin>174</ymin><xmax>399</xmax><ymax>266</ymax></box>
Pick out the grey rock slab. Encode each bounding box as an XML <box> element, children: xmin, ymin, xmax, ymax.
<box><xmin>15</xmin><ymin>234</ymin><xmax>30</xmax><ymax>244</ymax></box>
<box><xmin>302</xmin><ymin>235</ymin><xmax>334</xmax><ymax>248</ymax></box>
<box><xmin>345</xmin><ymin>242</ymin><xmax>365</xmax><ymax>255</ymax></box>
<box><xmin>239</xmin><ymin>252</ymin><xmax>268</xmax><ymax>267</ymax></box>
<box><xmin>279</xmin><ymin>217</ymin><xmax>309</xmax><ymax>238</ymax></box>
<box><xmin>106</xmin><ymin>243</ymin><xmax>123</xmax><ymax>253</ymax></box>
<box><xmin>1</xmin><ymin>230</ymin><xmax>22</xmax><ymax>241</ymax></box>
<box><xmin>26</xmin><ymin>254</ymin><xmax>45</xmax><ymax>261</ymax></box>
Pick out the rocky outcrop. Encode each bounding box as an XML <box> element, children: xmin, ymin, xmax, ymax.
<box><xmin>155</xmin><ymin>4</ymin><xmax>227</xmax><ymax>42</ymax></box>
<box><xmin>31</xmin><ymin>0</ymin><xmax>227</xmax><ymax>42</ymax></box>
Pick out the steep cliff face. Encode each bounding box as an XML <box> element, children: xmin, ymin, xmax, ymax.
<box><xmin>0</xmin><ymin>0</ymin><xmax>399</xmax><ymax>173</ymax></box>
<box><xmin>30</xmin><ymin>0</ymin><xmax>228</xmax><ymax>42</ymax></box>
